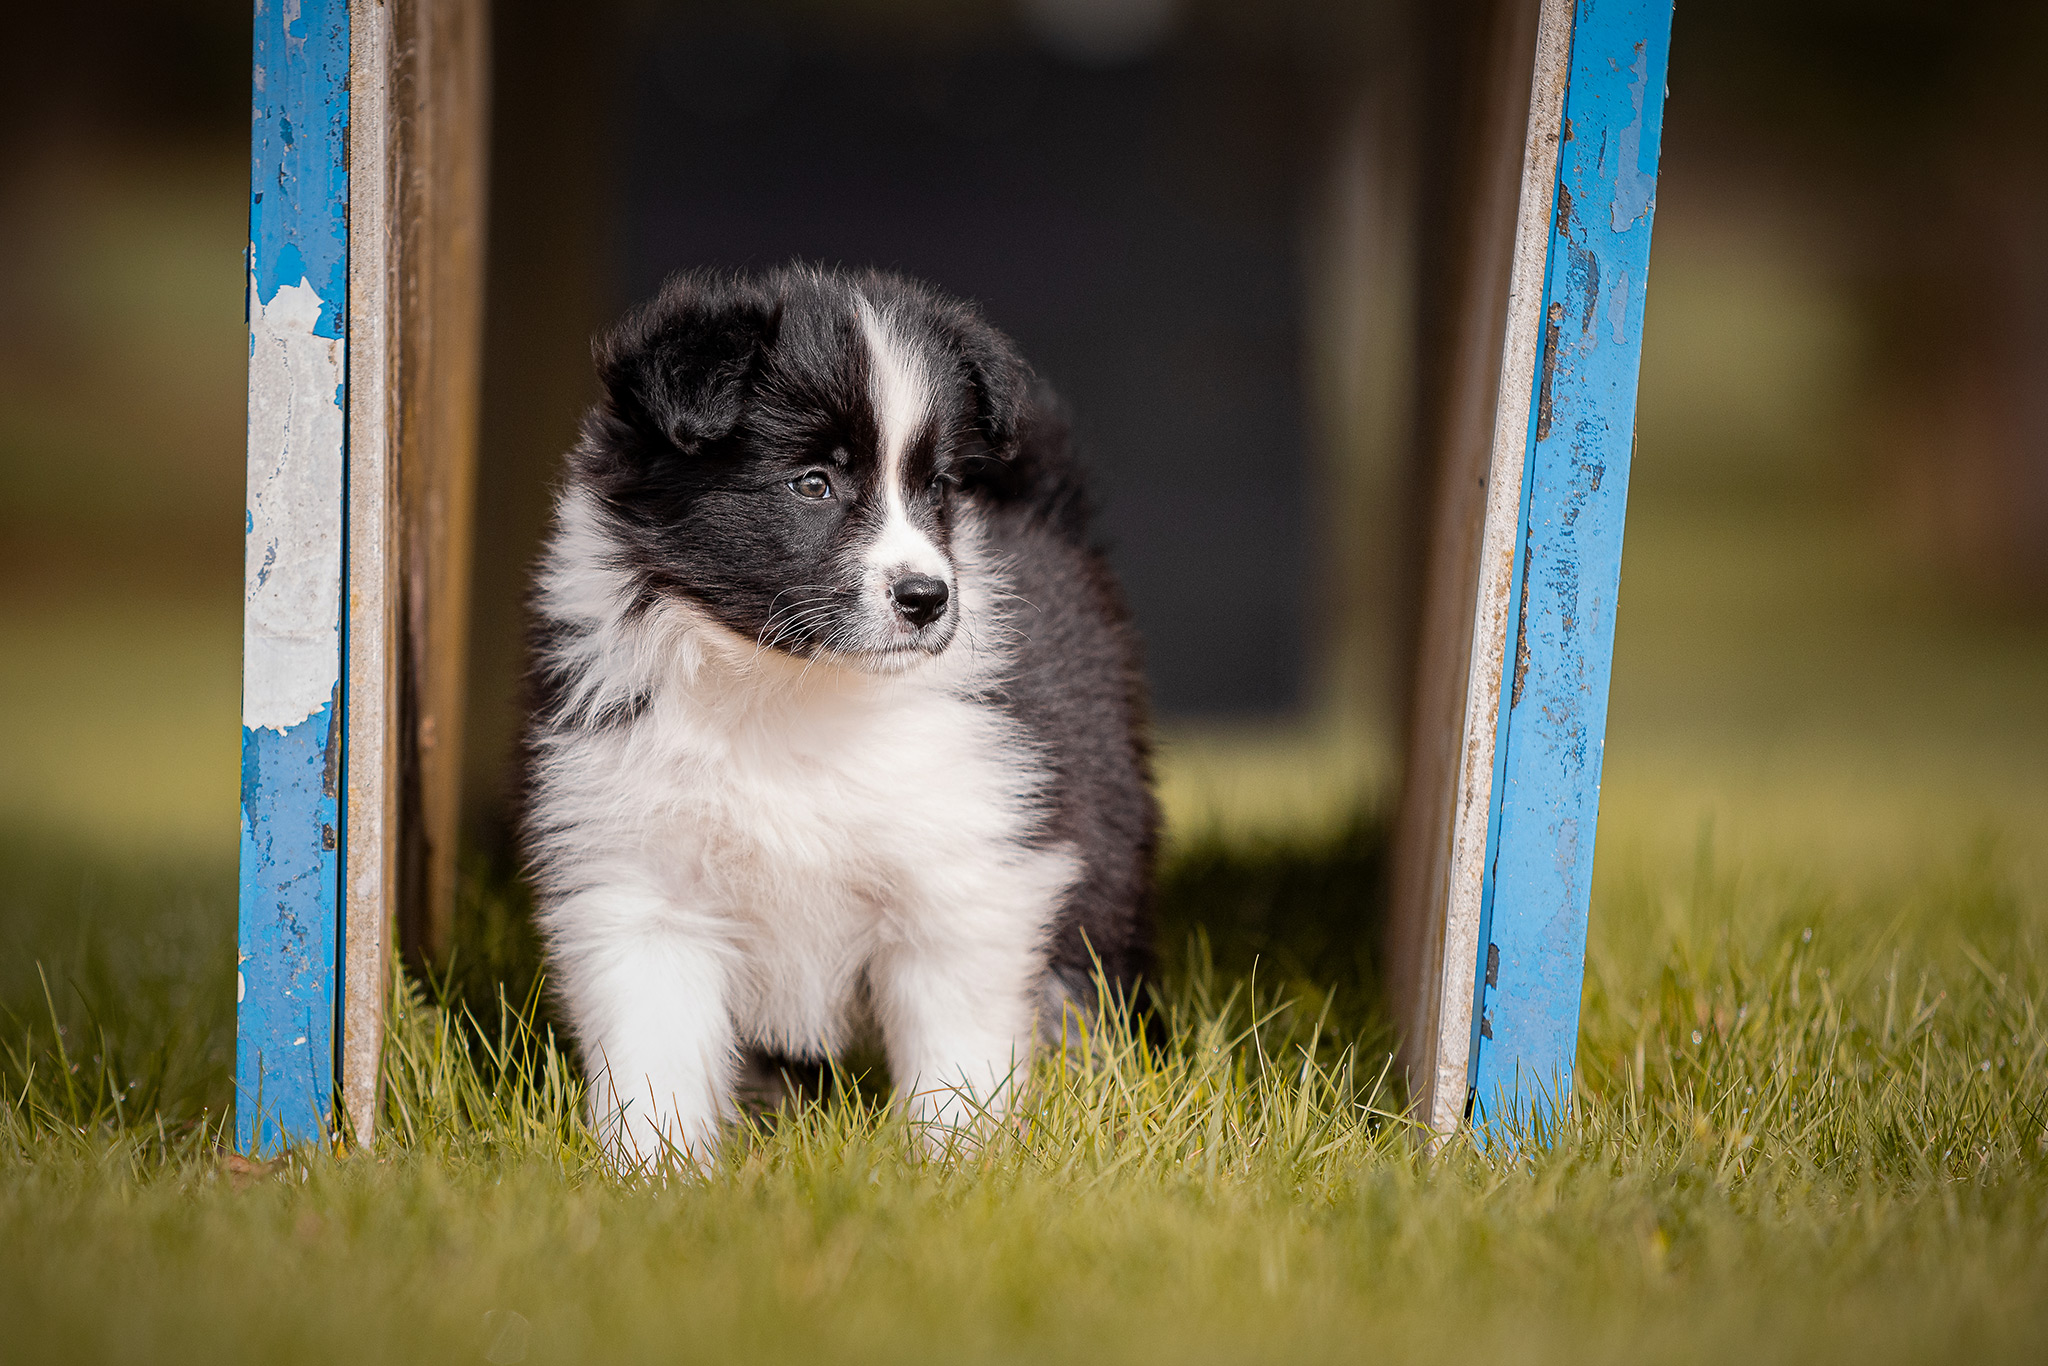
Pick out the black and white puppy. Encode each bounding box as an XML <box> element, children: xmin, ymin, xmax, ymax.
<box><xmin>520</xmin><ymin>265</ymin><xmax>1157</xmax><ymax>1169</ymax></box>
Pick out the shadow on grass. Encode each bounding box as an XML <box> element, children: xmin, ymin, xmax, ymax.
<box><xmin>0</xmin><ymin>833</ymin><xmax>237</xmax><ymax>1139</ymax></box>
<box><xmin>1154</xmin><ymin>812</ymin><xmax>1392</xmax><ymax>1052</ymax></box>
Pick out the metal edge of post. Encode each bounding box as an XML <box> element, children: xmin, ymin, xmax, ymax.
<box><xmin>1468</xmin><ymin>0</ymin><xmax>1676</xmax><ymax>1132</ymax></box>
<box><xmin>1424</xmin><ymin>0</ymin><xmax>1578</xmax><ymax>1139</ymax></box>
<box><xmin>342</xmin><ymin>0</ymin><xmax>397</xmax><ymax>1148</ymax></box>
<box><xmin>239</xmin><ymin>0</ymin><xmax>351</xmax><ymax>1153</ymax></box>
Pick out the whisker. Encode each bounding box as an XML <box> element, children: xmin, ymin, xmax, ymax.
<box><xmin>753</xmin><ymin>594</ymin><xmax>846</xmax><ymax>661</ymax></box>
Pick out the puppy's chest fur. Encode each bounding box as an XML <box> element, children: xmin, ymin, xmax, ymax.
<box><xmin>531</xmin><ymin>532</ymin><xmax>1077</xmax><ymax>1060</ymax></box>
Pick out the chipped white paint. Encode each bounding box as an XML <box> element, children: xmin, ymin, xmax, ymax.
<box><xmin>244</xmin><ymin>272</ymin><xmax>345</xmax><ymax>732</ymax></box>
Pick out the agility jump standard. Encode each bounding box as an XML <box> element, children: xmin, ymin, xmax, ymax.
<box><xmin>236</xmin><ymin>0</ymin><xmax>1671</xmax><ymax>1149</ymax></box>
<box><xmin>1389</xmin><ymin>0</ymin><xmax>1675</xmax><ymax>1136</ymax></box>
<box><xmin>239</xmin><ymin>0</ymin><xmax>484</xmax><ymax>1150</ymax></box>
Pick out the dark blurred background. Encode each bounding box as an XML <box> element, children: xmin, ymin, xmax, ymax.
<box><xmin>2</xmin><ymin>0</ymin><xmax>2043</xmax><ymax>868</ymax></box>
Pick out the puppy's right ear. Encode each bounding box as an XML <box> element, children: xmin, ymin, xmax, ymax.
<box><xmin>595</xmin><ymin>272</ymin><xmax>781</xmax><ymax>455</ymax></box>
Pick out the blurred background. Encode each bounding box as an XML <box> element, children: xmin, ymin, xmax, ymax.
<box><xmin>1</xmin><ymin>0</ymin><xmax>2043</xmax><ymax>896</ymax></box>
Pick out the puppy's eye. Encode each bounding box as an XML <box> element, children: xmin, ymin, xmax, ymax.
<box><xmin>789</xmin><ymin>471</ymin><xmax>834</xmax><ymax>500</ymax></box>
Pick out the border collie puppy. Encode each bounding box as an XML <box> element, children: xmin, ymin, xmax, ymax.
<box><xmin>520</xmin><ymin>265</ymin><xmax>1157</xmax><ymax>1170</ymax></box>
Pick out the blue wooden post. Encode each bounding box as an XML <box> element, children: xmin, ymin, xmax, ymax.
<box><xmin>1467</xmin><ymin>0</ymin><xmax>1674</xmax><ymax>1130</ymax></box>
<box><xmin>240</xmin><ymin>0</ymin><xmax>350</xmax><ymax>1152</ymax></box>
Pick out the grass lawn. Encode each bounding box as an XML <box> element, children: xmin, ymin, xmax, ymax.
<box><xmin>5</xmin><ymin>499</ymin><xmax>2046</xmax><ymax>1363</ymax></box>
<box><xmin>5</xmin><ymin>808</ymin><xmax>2047</xmax><ymax>1365</ymax></box>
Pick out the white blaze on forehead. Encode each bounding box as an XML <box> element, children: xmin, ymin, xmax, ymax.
<box><xmin>857</xmin><ymin>297</ymin><xmax>933</xmax><ymax>478</ymax></box>
<box><xmin>856</xmin><ymin>297</ymin><xmax>949</xmax><ymax>580</ymax></box>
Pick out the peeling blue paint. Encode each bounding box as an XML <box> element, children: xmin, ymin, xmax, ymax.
<box><xmin>1607</xmin><ymin>42</ymin><xmax>1659</xmax><ymax>234</ymax></box>
<box><xmin>237</xmin><ymin>700</ymin><xmax>339</xmax><ymax>1150</ymax></box>
<box><xmin>249</xmin><ymin>0</ymin><xmax>347</xmax><ymax>336</ymax></box>
<box><xmin>1608</xmin><ymin>267</ymin><xmax>1631</xmax><ymax>345</ymax></box>
<box><xmin>1469</xmin><ymin>0</ymin><xmax>1673</xmax><ymax>1132</ymax></box>
<box><xmin>239</xmin><ymin>0</ymin><xmax>349</xmax><ymax>1154</ymax></box>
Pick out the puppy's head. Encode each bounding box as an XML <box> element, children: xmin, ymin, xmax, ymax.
<box><xmin>574</xmin><ymin>266</ymin><xmax>1030</xmax><ymax>666</ymax></box>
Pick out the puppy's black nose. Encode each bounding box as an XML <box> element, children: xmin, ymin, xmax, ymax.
<box><xmin>889</xmin><ymin>574</ymin><xmax>950</xmax><ymax>627</ymax></box>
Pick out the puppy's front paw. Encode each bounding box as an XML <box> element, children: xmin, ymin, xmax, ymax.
<box><xmin>902</xmin><ymin>1067</ymin><xmax>1025</xmax><ymax>1160</ymax></box>
<box><xmin>590</xmin><ymin>1086</ymin><xmax>723</xmax><ymax>1179</ymax></box>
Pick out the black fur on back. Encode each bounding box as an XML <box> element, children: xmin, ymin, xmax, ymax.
<box><xmin>976</xmin><ymin>384</ymin><xmax>1159</xmax><ymax>1006</ymax></box>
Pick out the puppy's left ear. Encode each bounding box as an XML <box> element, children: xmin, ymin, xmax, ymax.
<box><xmin>939</xmin><ymin>308</ymin><xmax>1031</xmax><ymax>458</ymax></box>
<box><xmin>596</xmin><ymin>270</ymin><xmax>782</xmax><ymax>456</ymax></box>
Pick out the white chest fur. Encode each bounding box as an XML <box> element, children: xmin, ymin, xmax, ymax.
<box><xmin>558</xmin><ymin>653</ymin><xmax>1069</xmax><ymax>1052</ymax></box>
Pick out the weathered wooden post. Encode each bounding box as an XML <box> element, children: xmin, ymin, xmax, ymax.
<box><xmin>1388</xmin><ymin>0</ymin><xmax>1674</xmax><ymax>1136</ymax></box>
<box><xmin>239</xmin><ymin>0</ymin><xmax>485</xmax><ymax>1151</ymax></box>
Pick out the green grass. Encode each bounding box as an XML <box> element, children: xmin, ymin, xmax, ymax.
<box><xmin>6</xmin><ymin>824</ymin><xmax>2047</xmax><ymax>1366</ymax></box>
